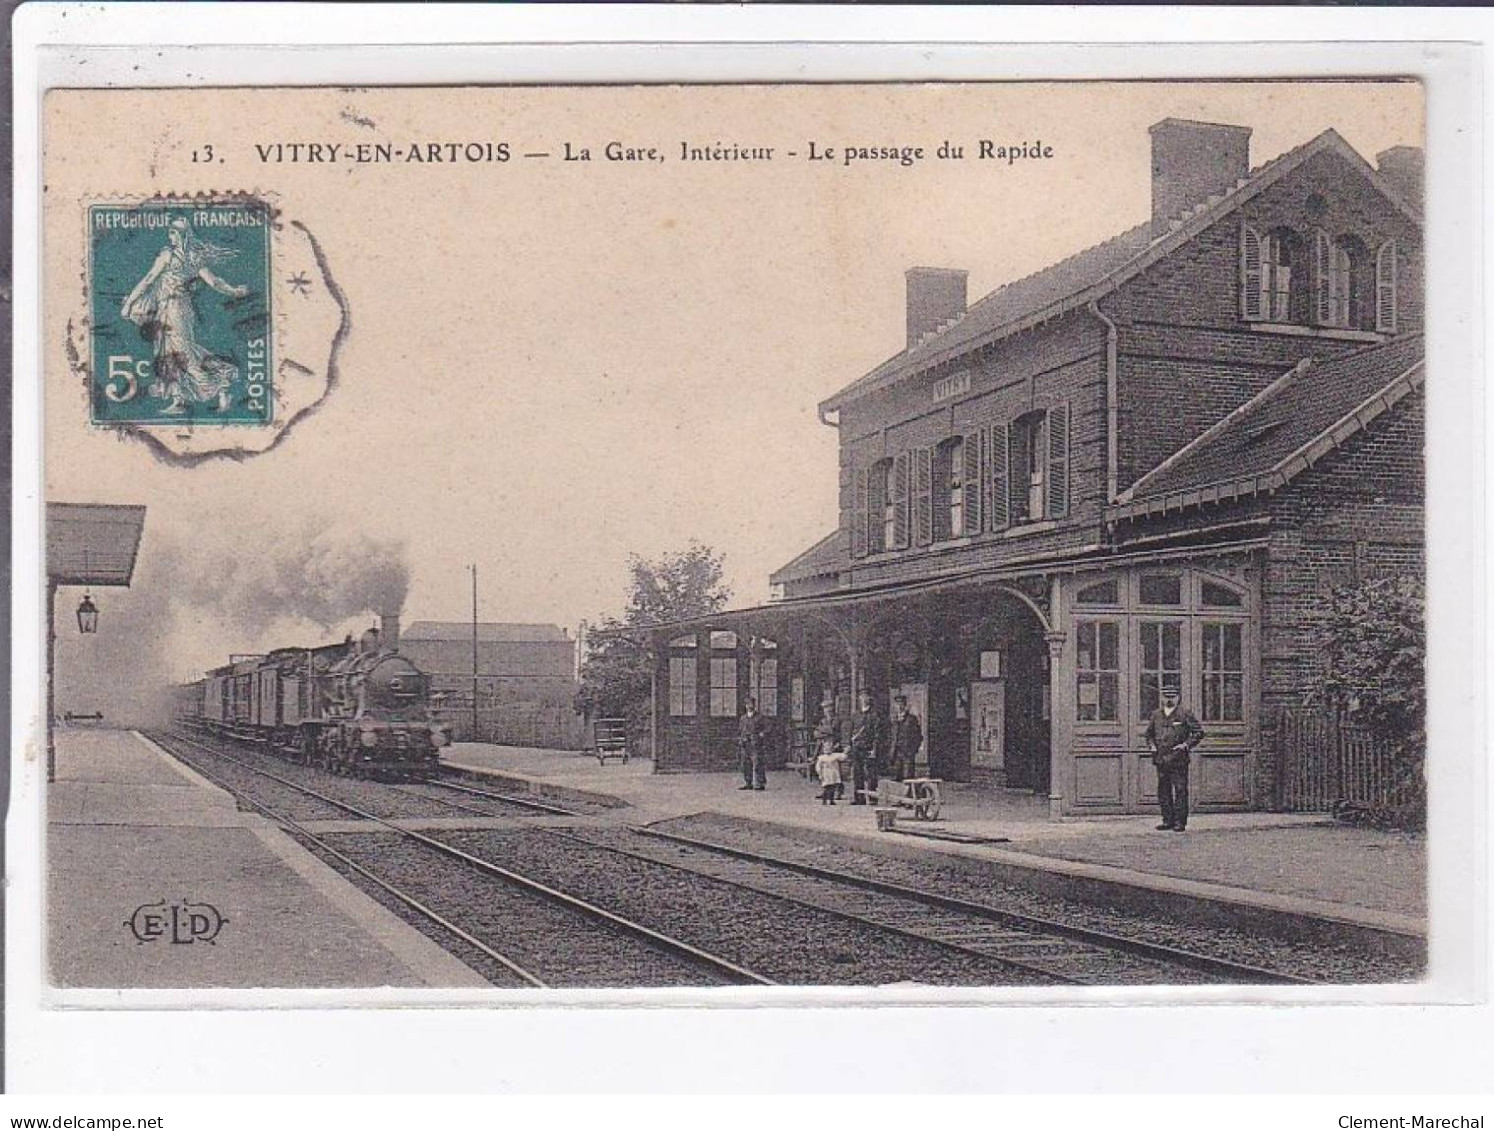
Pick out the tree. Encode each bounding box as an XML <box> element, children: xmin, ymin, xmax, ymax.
<box><xmin>576</xmin><ymin>543</ymin><xmax>731</xmax><ymax>736</ymax></box>
<box><xmin>1318</xmin><ymin>573</ymin><xmax>1426</xmax><ymax>825</ymax></box>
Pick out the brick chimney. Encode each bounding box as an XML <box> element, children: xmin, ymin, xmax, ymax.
<box><xmin>905</xmin><ymin>267</ymin><xmax>967</xmax><ymax>347</ymax></box>
<box><xmin>1149</xmin><ymin>118</ymin><xmax>1252</xmax><ymax>236</ymax></box>
<box><xmin>1376</xmin><ymin>146</ymin><xmax>1423</xmax><ymax>206</ymax></box>
<box><xmin>378</xmin><ymin>609</ymin><xmax>401</xmax><ymax>652</ymax></box>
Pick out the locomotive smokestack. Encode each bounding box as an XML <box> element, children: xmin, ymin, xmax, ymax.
<box><xmin>378</xmin><ymin>609</ymin><xmax>401</xmax><ymax>652</ymax></box>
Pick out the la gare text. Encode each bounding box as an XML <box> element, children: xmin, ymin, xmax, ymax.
<box><xmin>251</xmin><ymin>139</ymin><xmax>1055</xmax><ymax>167</ymax></box>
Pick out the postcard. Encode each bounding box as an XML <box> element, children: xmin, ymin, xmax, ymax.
<box><xmin>9</xmin><ymin>16</ymin><xmax>1490</xmax><ymax>1094</ymax></box>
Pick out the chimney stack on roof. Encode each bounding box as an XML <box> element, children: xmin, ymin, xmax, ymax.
<box><xmin>1375</xmin><ymin>146</ymin><xmax>1423</xmax><ymax>207</ymax></box>
<box><xmin>905</xmin><ymin>267</ymin><xmax>968</xmax><ymax>348</ymax></box>
<box><xmin>1149</xmin><ymin>118</ymin><xmax>1253</xmax><ymax>237</ymax></box>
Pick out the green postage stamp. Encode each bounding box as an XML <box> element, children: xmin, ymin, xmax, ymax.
<box><xmin>88</xmin><ymin>200</ymin><xmax>273</xmax><ymax>425</ymax></box>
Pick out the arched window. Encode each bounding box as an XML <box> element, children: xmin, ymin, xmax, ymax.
<box><xmin>933</xmin><ymin>437</ymin><xmax>964</xmax><ymax>541</ymax></box>
<box><xmin>1011</xmin><ymin>411</ymin><xmax>1047</xmax><ymax>523</ymax></box>
<box><xmin>1320</xmin><ymin>234</ymin><xmax>1370</xmax><ymax>329</ymax></box>
<box><xmin>1243</xmin><ymin>224</ymin><xmax>1307</xmax><ymax>324</ymax></box>
<box><xmin>1263</xmin><ymin>227</ymin><xmax>1303</xmax><ymax>323</ymax></box>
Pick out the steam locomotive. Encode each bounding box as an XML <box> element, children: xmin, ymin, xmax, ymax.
<box><xmin>174</xmin><ymin>616</ymin><xmax>449</xmax><ymax>780</ymax></box>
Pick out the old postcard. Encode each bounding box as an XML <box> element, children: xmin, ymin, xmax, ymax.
<box><xmin>14</xmin><ymin>50</ymin><xmax>1472</xmax><ymax>1040</ymax></box>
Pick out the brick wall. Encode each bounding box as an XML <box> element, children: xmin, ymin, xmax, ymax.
<box><xmin>1106</xmin><ymin>146</ymin><xmax>1424</xmax><ymax>489</ymax></box>
<box><xmin>837</xmin><ymin>308</ymin><xmax>1106</xmax><ymax>587</ymax></box>
<box><xmin>1256</xmin><ymin>390</ymin><xmax>1425</xmax><ymax>804</ymax></box>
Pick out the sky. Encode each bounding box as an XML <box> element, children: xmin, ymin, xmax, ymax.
<box><xmin>42</xmin><ymin>81</ymin><xmax>1423</xmax><ymax>703</ymax></box>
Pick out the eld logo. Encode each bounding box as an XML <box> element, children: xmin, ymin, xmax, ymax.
<box><xmin>125</xmin><ymin>900</ymin><xmax>229</xmax><ymax>946</ymax></box>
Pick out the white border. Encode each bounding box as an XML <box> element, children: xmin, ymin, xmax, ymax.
<box><xmin>10</xmin><ymin>5</ymin><xmax>1490</xmax><ymax>1093</ymax></box>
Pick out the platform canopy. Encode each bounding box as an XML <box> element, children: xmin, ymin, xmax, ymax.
<box><xmin>46</xmin><ymin>502</ymin><xmax>147</xmax><ymax>587</ymax></box>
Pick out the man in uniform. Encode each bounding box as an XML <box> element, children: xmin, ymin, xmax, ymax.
<box><xmin>848</xmin><ymin>689</ymin><xmax>883</xmax><ymax>805</ymax></box>
<box><xmin>1144</xmin><ymin>685</ymin><xmax>1205</xmax><ymax>831</ymax></box>
<box><xmin>737</xmin><ymin>695</ymin><xmax>769</xmax><ymax>791</ymax></box>
<box><xmin>888</xmin><ymin>694</ymin><xmax>924</xmax><ymax>781</ymax></box>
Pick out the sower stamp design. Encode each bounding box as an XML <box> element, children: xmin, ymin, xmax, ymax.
<box><xmin>89</xmin><ymin>201</ymin><xmax>273</xmax><ymax>425</ymax></box>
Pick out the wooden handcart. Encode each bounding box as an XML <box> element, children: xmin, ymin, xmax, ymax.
<box><xmin>863</xmin><ymin>777</ymin><xmax>944</xmax><ymax>821</ymax></box>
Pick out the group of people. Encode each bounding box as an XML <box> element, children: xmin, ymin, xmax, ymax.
<box><xmin>734</xmin><ymin>690</ymin><xmax>924</xmax><ymax>804</ymax></box>
<box><xmin>738</xmin><ymin>680</ymin><xmax>1206</xmax><ymax>830</ymax></box>
<box><xmin>807</xmin><ymin>691</ymin><xmax>922</xmax><ymax>806</ymax></box>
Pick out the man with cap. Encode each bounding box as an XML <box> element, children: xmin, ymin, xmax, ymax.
<box><xmin>737</xmin><ymin>696</ymin><xmax>769</xmax><ymax>791</ymax></box>
<box><xmin>888</xmin><ymin>694</ymin><xmax>924</xmax><ymax>782</ymax></box>
<box><xmin>848</xmin><ymin>689</ymin><xmax>883</xmax><ymax>805</ymax></box>
<box><xmin>1144</xmin><ymin>685</ymin><xmax>1205</xmax><ymax>831</ymax></box>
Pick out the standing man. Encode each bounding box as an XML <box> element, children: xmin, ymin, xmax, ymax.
<box><xmin>889</xmin><ymin>694</ymin><xmax>924</xmax><ymax>781</ymax></box>
<box><xmin>737</xmin><ymin>695</ymin><xmax>769</xmax><ymax>792</ymax></box>
<box><xmin>848</xmin><ymin>689</ymin><xmax>883</xmax><ymax>805</ymax></box>
<box><xmin>1144</xmin><ymin>686</ymin><xmax>1205</xmax><ymax>831</ymax></box>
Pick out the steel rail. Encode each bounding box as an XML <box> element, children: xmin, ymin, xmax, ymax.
<box><xmin>634</xmin><ymin>825</ymin><xmax>1320</xmax><ymax>986</ymax></box>
<box><xmin>153</xmin><ymin>732</ymin><xmax>547</xmax><ymax>988</ymax></box>
<box><xmin>386</xmin><ymin>782</ymin><xmax>542</xmax><ymax>820</ymax></box>
<box><xmin>159</xmin><ymin>730</ymin><xmax>774</xmax><ymax>987</ymax></box>
<box><xmin>546</xmin><ymin>829</ymin><xmax>1082</xmax><ymax>986</ymax></box>
<box><xmin>423</xmin><ymin>776</ymin><xmax>581</xmax><ymax>817</ymax></box>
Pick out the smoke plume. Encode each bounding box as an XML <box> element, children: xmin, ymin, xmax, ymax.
<box><xmin>52</xmin><ymin>514</ymin><xmax>411</xmax><ymax>728</ymax></box>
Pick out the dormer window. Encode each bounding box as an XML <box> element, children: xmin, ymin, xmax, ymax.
<box><xmin>1263</xmin><ymin>227</ymin><xmax>1301</xmax><ymax>322</ymax></box>
<box><xmin>1247</xmin><ymin>222</ymin><xmax>1399</xmax><ymax>333</ymax></box>
<box><xmin>1317</xmin><ymin>232</ymin><xmax>1371</xmax><ymax>329</ymax></box>
<box><xmin>1242</xmin><ymin>223</ymin><xmax>1307</xmax><ymax>324</ymax></box>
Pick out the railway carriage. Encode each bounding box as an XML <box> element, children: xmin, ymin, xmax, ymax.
<box><xmin>177</xmin><ymin>620</ymin><xmax>449</xmax><ymax>779</ymax></box>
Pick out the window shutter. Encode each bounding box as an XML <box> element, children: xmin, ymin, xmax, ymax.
<box><xmin>1314</xmin><ymin>229</ymin><xmax>1332</xmax><ymax>325</ymax></box>
<box><xmin>1376</xmin><ymin>239</ymin><xmax>1398</xmax><ymax>333</ymax></box>
<box><xmin>962</xmin><ymin>431</ymin><xmax>982</xmax><ymax>535</ymax></box>
<box><xmin>1240</xmin><ymin>223</ymin><xmax>1264</xmax><ymax>321</ymax></box>
<box><xmin>852</xmin><ymin>466</ymin><xmax>869</xmax><ymax>559</ymax></box>
<box><xmin>914</xmin><ymin>447</ymin><xmax>933</xmax><ymax>547</ymax></box>
<box><xmin>869</xmin><ymin>462</ymin><xmax>888</xmax><ymax>553</ymax></box>
<box><xmin>988</xmin><ymin>423</ymin><xmax>1010</xmax><ymax>532</ymax></box>
<box><xmin>1046</xmin><ymin>402</ymin><xmax>1071</xmax><ymax>520</ymax></box>
<box><xmin>891</xmin><ymin>452</ymin><xmax>910</xmax><ymax>550</ymax></box>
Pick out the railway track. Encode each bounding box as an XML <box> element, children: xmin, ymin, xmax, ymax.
<box><xmin>605</xmin><ymin>825</ymin><xmax>1321</xmax><ymax>986</ymax></box>
<box><xmin>151</xmin><ymin>727</ymin><xmax>1343</xmax><ymax>987</ymax></box>
<box><xmin>151</xmin><ymin>729</ymin><xmax>771</xmax><ymax>989</ymax></box>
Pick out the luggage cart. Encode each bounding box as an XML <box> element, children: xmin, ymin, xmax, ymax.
<box><xmin>589</xmin><ymin>718</ymin><xmax>630</xmax><ymax>765</ymax></box>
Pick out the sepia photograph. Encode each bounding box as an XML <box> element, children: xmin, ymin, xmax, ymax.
<box><xmin>31</xmin><ymin>77</ymin><xmax>1438</xmax><ymax>1000</ymax></box>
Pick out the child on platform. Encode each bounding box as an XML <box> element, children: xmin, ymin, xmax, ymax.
<box><xmin>814</xmin><ymin>746</ymin><xmax>849</xmax><ymax>805</ymax></box>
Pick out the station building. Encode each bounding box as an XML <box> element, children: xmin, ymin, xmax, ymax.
<box><xmin>645</xmin><ymin>118</ymin><xmax>1425</xmax><ymax>817</ymax></box>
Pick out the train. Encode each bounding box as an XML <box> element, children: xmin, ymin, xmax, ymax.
<box><xmin>173</xmin><ymin>614</ymin><xmax>450</xmax><ymax>780</ymax></box>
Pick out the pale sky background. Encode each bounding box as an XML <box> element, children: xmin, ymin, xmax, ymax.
<box><xmin>42</xmin><ymin>81</ymin><xmax>1422</xmax><ymax>698</ymax></box>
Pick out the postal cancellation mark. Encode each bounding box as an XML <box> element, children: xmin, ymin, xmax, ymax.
<box><xmin>88</xmin><ymin>201</ymin><xmax>273</xmax><ymax>426</ymax></box>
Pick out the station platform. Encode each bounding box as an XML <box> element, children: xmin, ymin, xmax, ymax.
<box><xmin>444</xmin><ymin>742</ymin><xmax>1428</xmax><ymax>942</ymax></box>
<box><xmin>46</xmin><ymin>727</ymin><xmax>487</xmax><ymax>990</ymax></box>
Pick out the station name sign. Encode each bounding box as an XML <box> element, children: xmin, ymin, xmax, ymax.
<box><xmin>931</xmin><ymin>372</ymin><xmax>971</xmax><ymax>404</ymax></box>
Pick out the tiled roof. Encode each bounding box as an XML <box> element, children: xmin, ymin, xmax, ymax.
<box><xmin>821</xmin><ymin>128</ymin><xmax>1421</xmax><ymax>413</ymax></box>
<box><xmin>403</xmin><ymin>621</ymin><xmax>570</xmax><ymax>643</ymax></box>
<box><xmin>1113</xmin><ymin>333</ymin><xmax>1424</xmax><ymax>517</ymax></box>
<box><xmin>769</xmin><ymin>530</ymin><xmax>845</xmax><ymax>586</ymax></box>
